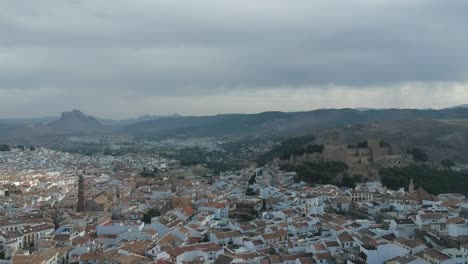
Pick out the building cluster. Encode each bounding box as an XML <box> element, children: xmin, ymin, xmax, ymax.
<box><xmin>288</xmin><ymin>130</ymin><xmax>411</xmax><ymax>180</ymax></box>
<box><xmin>0</xmin><ymin>148</ymin><xmax>468</xmax><ymax>264</ymax></box>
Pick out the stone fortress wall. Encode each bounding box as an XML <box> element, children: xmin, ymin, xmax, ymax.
<box><xmin>288</xmin><ymin>122</ymin><xmax>411</xmax><ymax>179</ymax></box>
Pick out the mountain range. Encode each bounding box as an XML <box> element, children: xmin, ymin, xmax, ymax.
<box><xmin>447</xmin><ymin>104</ymin><xmax>468</xmax><ymax>109</ymax></box>
<box><xmin>122</xmin><ymin>107</ymin><xmax>468</xmax><ymax>139</ymax></box>
<box><xmin>1</xmin><ymin>107</ymin><xmax>468</xmax><ymax>151</ymax></box>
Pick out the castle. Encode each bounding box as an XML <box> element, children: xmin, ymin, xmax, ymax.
<box><xmin>289</xmin><ymin>123</ymin><xmax>406</xmax><ymax>179</ymax></box>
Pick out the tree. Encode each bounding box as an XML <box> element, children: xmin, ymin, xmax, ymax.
<box><xmin>353</xmin><ymin>174</ymin><xmax>364</xmax><ymax>183</ymax></box>
<box><xmin>304</xmin><ymin>144</ymin><xmax>324</xmax><ymax>154</ymax></box>
<box><xmin>379</xmin><ymin>140</ymin><xmax>391</xmax><ymax>147</ymax></box>
<box><xmin>245</xmin><ymin>187</ymin><xmax>256</xmax><ymax>196</ymax></box>
<box><xmin>142</xmin><ymin>209</ymin><xmax>161</xmax><ymax>224</ymax></box>
<box><xmin>380</xmin><ymin>164</ymin><xmax>468</xmax><ymax>195</ymax></box>
<box><xmin>29</xmin><ymin>146</ymin><xmax>36</xmax><ymax>151</ymax></box>
<box><xmin>141</xmin><ymin>167</ymin><xmax>158</xmax><ymax>178</ymax></box>
<box><xmin>441</xmin><ymin>159</ymin><xmax>455</xmax><ymax>168</ymax></box>
<box><xmin>295</xmin><ymin>161</ymin><xmax>349</xmax><ymax>185</ymax></box>
<box><xmin>342</xmin><ymin>176</ymin><xmax>356</xmax><ymax>188</ymax></box>
<box><xmin>357</xmin><ymin>141</ymin><xmax>368</xmax><ymax>148</ymax></box>
<box><xmin>256</xmin><ymin>135</ymin><xmax>319</xmax><ymax>165</ymax></box>
<box><xmin>408</xmin><ymin>148</ymin><xmax>429</xmax><ymax>162</ymax></box>
<box><xmin>200</xmin><ymin>234</ymin><xmax>209</xmax><ymax>242</ymax></box>
<box><xmin>248</xmin><ymin>174</ymin><xmax>256</xmax><ymax>185</ymax></box>
<box><xmin>0</xmin><ymin>144</ymin><xmax>11</xmax><ymax>152</ymax></box>
<box><xmin>103</xmin><ymin>148</ymin><xmax>112</xmax><ymax>155</ymax></box>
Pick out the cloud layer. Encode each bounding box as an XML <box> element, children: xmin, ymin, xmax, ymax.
<box><xmin>1</xmin><ymin>0</ymin><xmax>467</xmax><ymax>118</ymax></box>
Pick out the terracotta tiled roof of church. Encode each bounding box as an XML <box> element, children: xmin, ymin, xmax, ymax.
<box><xmin>408</xmin><ymin>187</ymin><xmax>437</xmax><ymax>202</ymax></box>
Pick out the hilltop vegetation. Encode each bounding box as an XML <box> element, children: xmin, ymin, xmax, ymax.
<box><xmin>407</xmin><ymin>148</ymin><xmax>429</xmax><ymax>163</ymax></box>
<box><xmin>256</xmin><ymin>135</ymin><xmax>323</xmax><ymax>165</ymax></box>
<box><xmin>0</xmin><ymin>144</ymin><xmax>11</xmax><ymax>151</ymax></box>
<box><xmin>294</xmin><ymin>161</ymin><xmax>349</xmax><ymax>186</ymax></box>
<box><xmin>380</xmin><ymin>164</ymin><xmax>468</xmax><ymax>195</ymax></box>
<box><xmin>125</xmin><ymin>107</ymin><xmax>468</xmax><ymax>139</ymax></box>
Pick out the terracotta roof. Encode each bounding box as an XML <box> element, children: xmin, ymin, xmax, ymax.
<box><xmin>52</xmin><ymin>234</ymin><xmax>71</xmax><ymax>242</ymax></box>
<box><xmin>12</xmin><ymin>248</ymin><xmax>59</xmax><ymax>264</ymax></box>
<box><xmin>93</xmin><ymin>194</ymin><xmax>111</xmax><ymax>204</ymax></box>
<box><xmin>424</xmin><ymin>248</ymin><xmax>450</xmax><ymax>261</ymax></box>
<box><xmin>314</xmin><ymin>252</ymin><xmax>333</xmax><ymax>260</ymax></box>
<box><xmin>395</xmin><ymin>237</ymin><xmax>425</xmax><ymax>249</ymax></box>
<box><xmin>297</xmin><ymin>258</ymin><xmax>314</xmax><ymax>264</ymax></box>
<box><xmin>159</xmin><ymin>233</ymin><xmax>182</xmax><ymax>246</ymax></box>
<box><xmin>165</xmin><ymin>242</ymin><xmax>222</xmax><ymax>257</ymax></box>
<box><xmin>324</xmin><ymin>241</ymin><xmax>340</xmax><ymax>248</ymax></box>
<box><xmin>202</xmin><ymin>202</ymin><xmax>227</xmax><ymax>209</ymax></box>
<box><xmin>419</xmin><ymin>213</ymin><xmax>445</xmax><ymax>220</ymax></box>
<box><xmin>408</xmin><ymin>187</ymin><xmax>437</xmax><ymax>202</ymax></box>
<box><xmin>80</xmin><ymin>253</ymin><xmax>100</xmax><ymax>261</ymax></box>
<box><xmin>262</xmin><ymin>232</ymin><xmax>279</xmax><ymax>240</ymax></box>
<box><xmin>338</xmin><ymin>232</ymin><xmax>354</xmax><ymax>243</ymax></box>
<box><xmin>447</xmin><ymin>217</ymin><xmax>465</xmax><ymax>224</ymax></box>
<box><xmin>214</xmin><ymin>255</ymin><xmax>234</xmax><ymax>264</ymax></box>
<box><xmin>119</xmin><ymin>240</ymin><xmax>153</xmax><ymax>255</ymax></box>
<box><xmin>213</xmin><ymin>230</ymin><xmax>242</xmax><ymax>239</ymax></box>
<box><xmin>101</xmin><ymin>249</ymin><xmax>151</xmax><ymax>264</ymax></box>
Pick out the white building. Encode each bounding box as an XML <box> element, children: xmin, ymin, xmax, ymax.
<box><xmin>96</xmin><ymin>220</ymin><xmax>144</xmax><ymax>236</ymax></box>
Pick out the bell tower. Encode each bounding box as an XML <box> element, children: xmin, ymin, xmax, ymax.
<box><xmin>77</xmin><ymin>175</ymin><xmax>85</xmax><ymax>212</ymax></box>
<box><xmin>408</xmin><ymin>178</ymin><xmax>415</xmax><ymax>193</ymax></box>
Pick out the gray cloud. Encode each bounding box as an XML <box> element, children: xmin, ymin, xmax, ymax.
<box><xmin>0</xmin><ymin>0</ymin><xmax>468</xmax><ymax>117</ymax></box>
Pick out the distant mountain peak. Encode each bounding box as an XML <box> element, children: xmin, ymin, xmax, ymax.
<box><xmin>61</xmin><ymin>109</ymin><xmax>86</xmax><ymax>118</ymax></box>
<box><xmin>49</xmin><ymin>110</ymin><xmax>103</xmax><ymax>131</ymax></box>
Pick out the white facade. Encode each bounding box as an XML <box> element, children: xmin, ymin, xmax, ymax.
<box><xmin>359</xmin><ymin>243</ymin><xmax>406</xmax><ymax>264</ymax></box>
<box><xmin>97</xmin><ymin>221</ymin><xmax>144</xmax><ymax>236</ymax></box>
<box><xmin>448</xmin><ymin>224</ymin><xmax>468</xmax><ymax>238</ymax></box>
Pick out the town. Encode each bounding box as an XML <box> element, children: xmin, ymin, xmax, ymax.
<box><xmin>1</xmin><ymin>1</ymin><xmax>468</xmax><ymax>263</ymax></box>
<box><xmin>1</xmin><ymin>140</ymin><xmax>468</xmax><ymax>264</ymax></box>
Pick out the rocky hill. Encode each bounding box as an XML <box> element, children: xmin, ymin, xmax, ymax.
<box><xmin>49</xmin><ymin>110</ymin><xmax>103</xmax><ymax>132</ymax></box>
<box><xmin>1</xmin><ymin>107</ymin><xmax>468</xmax><ymax>157</ymax></box>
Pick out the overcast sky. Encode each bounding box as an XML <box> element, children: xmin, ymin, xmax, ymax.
<box><xmin>1</xmin><ymin>0</ymin><xmax>468</xmax><ymax>118</ymax></box>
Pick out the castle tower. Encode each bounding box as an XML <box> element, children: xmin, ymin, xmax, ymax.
<box><xmin>328</xmin><ymin>130</ymin><xmax>344</xmax><ymax>144</ymax></box>
<box><xmin>77</xmin><ymin>175</ymin><xmax>85</xmax><ymax>212</ymax></box>
<box><xmin>323</xmin><ymin>130</ymin><xmax>349</xmax><ymax>165</ymax></box>
<box><xmin>367</xmin><ymin>122</ymin><xmax>382</xmax><ymax>161</ymax></box>
<box><xmin>409</xmin><ymin>178</ymin><xmax>415</xmax><ymax>193</ymax></box>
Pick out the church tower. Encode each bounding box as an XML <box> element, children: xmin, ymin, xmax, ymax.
<box><xmin>408</xmin><ymin>178</ymin><xmax>415</xmax><ymax>194</ymax></box>
<box><xmin>77</xmin><ymin>175</ymin><xmax>85</xmax><ymax>212</ymax></box>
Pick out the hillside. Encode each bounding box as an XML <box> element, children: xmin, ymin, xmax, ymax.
<box><xmin>124</xmin><ymin>107</ymin><xmax>468</xmax><ymax>139</ymax></box>
<box><xmin>256</xmin><ymin>135</ymin><xmax>323</xmax><ymax>165</ymax></box>
<box><xmin>328</xmin><ymin>119</ymin><xmax>468</xmax><ymax>163</ymax></box>
<box><xmin>1</xmin><ymin>107</ymin><xmax>468</xmax><ymax>152</ymax></box>
<box><xmin>49</xmin><ymin>109</ymin><xmax>103</xmax><ymax>131</ymax></box>
<box><xmin>380</xmin><ymin>165</ymin><xmax>468</xmax><ymax>195</ymax></box>
<box><xmin>0</xmin><ymin>110</ymin><xmax>107</xmax><ymax>145</ymax></box>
